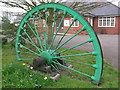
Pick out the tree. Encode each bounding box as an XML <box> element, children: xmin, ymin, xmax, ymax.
<box><xmin>2</xmin><ymin>17</ymin><xmax>11</xmax><ymax>31</ymax></box>
<box><xmin>2</xmin><ymin>16</ymin><xmax>17</xmax><ymax>42</ymax></box>
<box><xmin>0</xmin><ymin>0</ymin><xmax>101</xmax><ymax>44</ymax></box>
<box><xmin>0</xmin><ymin>0</ymin><xmax>99</xmax><ymax>14</ymax></box>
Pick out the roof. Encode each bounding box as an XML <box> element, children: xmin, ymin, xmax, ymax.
<box><xmin>64</xmin><ymin>2</ymin><xmax>120</xmax><ymax>17</ymax></box>
<box><xmin>89</xmin><ymin>3</ymin><xmax>120</xmax><ymax>16</ymax></box>
<box><xmin>63</xmin><ymin>2</ymin><xmax>98</xmax><ymax>16</ymax></box>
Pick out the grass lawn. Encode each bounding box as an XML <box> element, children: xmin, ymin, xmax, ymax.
<box><xmin>0</xmin><ymin>39</ymin><xmax>2</xmax><ymax>89</ymax></box>
<box><xmin>2</xmin><ymin>44</ymin><xmax>118</xmax><ymax>88</ymax></box>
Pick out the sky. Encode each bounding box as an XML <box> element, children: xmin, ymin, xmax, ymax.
<box><xmin>0</xmin><ymin>0</ymin><xmax>119</xmax><ymax>21</ymax></box>
<box><xmin>108</xmin><ymin>0</ymin><xmax>119</xmax><ymax>6</ymax></box>
<box><xmin>0</xmin><ymin>0</ymin><xmax>119</xmax><ymax>13</ymax></box>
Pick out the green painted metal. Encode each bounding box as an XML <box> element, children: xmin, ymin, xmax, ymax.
<box><xmin>48</xmin><ymin>15</ymin><xmax>65</xmax><ymax>51</ymax></box>
<box><xmin>57</xmin><ymin>39</ymin><xmax>92</xmax><ymax>54</ymax></box>
<box><xmin>53</xmin><ymin>52</ymin><xmax>92</xmax><ymax>58</ymax></box>
<box><xmin>52</xmin><ymin>57</ymin><xmax>92</xmax><ymax>66</ymax></box>
<box><xmin>20</xmin><ymin>35</ymin><xmax>41</xmax><ymax>52</ymax></box>
<box><xmin>52</xmin><ymin>61</ymin><xmax>92</xmax><ymax>78</ymax></box>
<box><xmin>16</xmin><ymin>3</ymin><xmax>103</xmax><ymax>84</ymax></box>
<box><xmin>39</xmin><ymin>50</ymin><xmax>57</xmax><ymax>65</ymax></box>
<box><xmin>32</xmin><ymin>16</ymin><xmax>43</xmax><ymax>50</ymax></box>
<box><xmin>55</xmin><ymin>19</ymin><xmax>75</xmax><ymax>49</ymax></box>
<box><xmin>37</xmin><ymin>11</ymin><xmax>47</xmax><ymax>50</ymax></box>
<box><xmin>51</xmin><ymin>64</ymin><xmax>60</xmax><ymax>73</ymax></box>
<box><xmin>52</xmin><ymin>27</ymin><xmax>85</xmax><ymax>54</ymax></box>
<box><xmin>19</xmin><ymin>44</ymin><xmax>40</xmax><ymax>56</ymax></box>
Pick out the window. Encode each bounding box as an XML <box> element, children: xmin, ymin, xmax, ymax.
<box><xmin>35</xmin><ymin>21</ymin><xmax>38</xmax><ymax>25</ymax></box>
<box><xmin>64</xmin><ymin>18</ymin><xmax>79</xmax><ymax>27</ymax></box>
<box><xmin>64</xmin><ymin>20</ymin><xmax>69</xmax><ymax>26</ymax></box>
<box><xmin>98</xmin><ymin>17</ymin><xmax>115</xmax><ymax>27</ymax></box>
<box><xmin>88</xmin><ymin>17</ymin><xmax>93</xmax><ymax>26</ymax></box>
<box><xmin>71</xmin><ymin>18</ymin><xmax>79</xmax><ymax>27</ymax></box>
<box><xmin>107</xmin><ymin>17</ymin><xmax>110</xmax><ymax>26</ymax></box>
<box><xmin>111</xmin><ymin>17</ymin><xmax>115</xmax><ymax>26</ymax></box>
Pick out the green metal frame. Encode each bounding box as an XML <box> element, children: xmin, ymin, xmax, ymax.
<box><xmin>16</xmin><ymin>3</ymin><xmax>103</xmax><ymax>84</ymax></box>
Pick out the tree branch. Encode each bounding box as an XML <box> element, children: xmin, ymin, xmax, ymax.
<box><xmin>0</xmin><ymin>1</ymin><xmax>28</xmax><ymax>11</ymax></box>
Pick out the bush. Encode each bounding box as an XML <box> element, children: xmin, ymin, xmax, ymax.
<box><xmin>2</xmin><ymin>38</ymin><xmax>7</xmax><ymax>45</ymax></box>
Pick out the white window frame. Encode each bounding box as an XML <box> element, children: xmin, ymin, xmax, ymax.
<box><xmin>71</xmin><ymin>18</ymin><xmax>79</xmax><ymax>27</ymax></box>
<box><xmin>64</xmin><ymin>20</ymin><xmax>70</xmax><ymax>26</ymax></box>
<box><xmin>98</xmin><ymin>16</ymin><xmax>115</xmax><ymax>27</ymax></box>
<box><xmin>35</xmin><ymin>20</ymin><xmax>38</xmax><ymax>25</ymax></box>
<box><xmin>88</xmin><ymin>17</ymin><xmax>93</xmax><ymax>26</ymax></box>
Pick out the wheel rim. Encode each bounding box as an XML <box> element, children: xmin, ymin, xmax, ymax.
<box><xmin>16</xmin><ymin>3</ymin><xmax>103</xmax><ymax>84</ymax></box>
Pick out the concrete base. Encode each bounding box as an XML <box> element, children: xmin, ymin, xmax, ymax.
<box><xmin>50</xmin><ymin>73</ymin><xmax>60</xmax><ymax>81</ymax></box>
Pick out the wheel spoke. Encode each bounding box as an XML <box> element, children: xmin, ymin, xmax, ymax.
<box><xmin>51</xmin><ymin>64</ymin><xmax>60</xmax><ymax>73</ymax></box>
<box><xmin>19</xmin><ymin>51</ymin><xmax>38</xmax><ymax>55</ymax></box>
<box><xmin>37</xmin><ymin>11</ymin><xmax>47</xmax><ymax>50</ymax></box>
<box><xmin>55</xmin><ymin>18</ymin><xmax>75</xmax><ymax>49</ymax></box>
<box><xmin>52</xmin><ymin>26</ymin><xmax>85</xmax><ymax>54</ymax></box>
<box><xmin>26</xmin><ymin>21</ymin><xmax>45</xmax><ymax>50</ymax></box>
<box><xmin>54</xmin><ymin>57</ymin><xmax>92</xmax><ymax>66</ymax></box>
<box><xmin>19</xmin><ymin>44</ymin><xmax>39</xmax><ymax>56</ymax></box>
<box><xmin>48</xmin><ymin>13</ymin><xmax>66</xmax><ymax>51</ymax></box>
<box><xmin>18</xmin><ymin>58</ymin><xmax>33</xmax><ymax>60</ymax></box>
<box><xmin>48</xmin><ymin>8</ymin><xmax>57</xmax><ymax>51</ymax></box>
<box><xmin>53</xmin><ymin>62</ymin><xmax>59</xmax><ymax>70</ymax></box>
<box><xmin>26</xmin><ymin>22</ymin><xmax>38</xmax><ymax>37</ymax></box>
<box><xmin>22</xmin><ymin>28</ymin><xmax>38</xmax><ymax>48</ymax></box>
<box><xmin>52</xmin><ymin>61</ymin><xmax>91</xmax><ymax>78</ymax></box>
<box><xmin>32</xmin><ymin>16</ymin><xmax>44</xmax><ymax>50</ymax></box>
<box><xmin>53</xmin><ymin>52</ymin><xmax>92</xmax><ymax>58</ymax></box>
<box><xmin>57</xmin><ymin>39</ymin><xmax>92</xmax><ymax>54</ymax></box>
<box><xmin>44</xmin><ymin>9</ymin><xmax>49</xmax><ymax>50</ymax></box>
<box><xmin>20</xmin><ymin>35</ymin><xmax>42</xmax><ymax>52</ymax></box>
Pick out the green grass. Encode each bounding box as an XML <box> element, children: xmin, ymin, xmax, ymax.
<box><xmin>0</xmin><ymin>38</ymin><xmax>2</xmax><ymax>89</ymax></box>
<box><xmin>2</xmin><ymin>44</ymin><xmax>118</xmax><ymax>88</ymax></box>
<box><xmin>2</xmin><ymin>62</ymin><xmax>53</xmax><ymax>88</ymax></box>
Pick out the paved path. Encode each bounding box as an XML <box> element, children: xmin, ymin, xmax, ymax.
<box><xmin>54</xmin><ymin>35</ymin><xmax>118</xmax><ymax>70</ymax></box>
<box><xmin>97</xmin><ymin>35</ymin><xmax>118</xmax><ymax>71</ymax></box>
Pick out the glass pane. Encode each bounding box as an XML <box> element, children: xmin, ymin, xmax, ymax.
<box><xmin>103</xmin><ymin>17</ymin><xmax>106</xmax><ymax>26</ymax></box>
<box><xmin>71</xmin><ymin>18</ymin><xmax>75</xmax><ymax>26</ymax></box>
<box><xmin>107</xmin><ymin>17</ymin><xmax>110</xmax><ymax>26</ymax></box>
<box><xmin>64</xmin><ymin>20</ymin><xmax>69</xmax><ymax>26</ymax></box>
<box><xmin>111</xmin><ymin>17</ymin><xmax>114</xmax><ymax>20</ymax></box>
<box><xmin>107</xmin><ymin>17</ymin><xmax>110</xmax><ymax>20</ymax></box>
<box><xmin>71</xmin><ymin>18</ymin><xmax>74</xmax><ymax>22</ymax></box>
<box><xmin>75</xmin><ymin>20</ymin><xmax>78</xmax><ymax>26</ymax></box>
<box><xmin>99</xmin><ymin>20</ymin><xmax>102</xmax><ymax>26</ymax></box>
<box><xmin>99</xmin><ymin>17</ymin><xmax>102</xmax><ymax>20</ymax></box>
<box><xmin>111</xmin><ymin>20</ymin><xmax>114</xmax><ymax>26</ymax></box>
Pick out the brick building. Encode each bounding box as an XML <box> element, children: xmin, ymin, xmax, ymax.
<box><xmin>63</xmin><ymin>3</ymin><xmax>120</xmax><ymax>34</ymax></box>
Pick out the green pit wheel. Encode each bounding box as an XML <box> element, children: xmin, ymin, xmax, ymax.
<box><xmin>16</xmin><ymin>3</ymin><xmax>103</xmax><ymax>85</ymax></box>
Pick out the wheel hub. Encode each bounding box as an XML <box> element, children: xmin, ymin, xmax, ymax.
<box><xmin>39</xmin><ymin>50</ymin><xmax>56</xmax><ymax>65</ymax></box>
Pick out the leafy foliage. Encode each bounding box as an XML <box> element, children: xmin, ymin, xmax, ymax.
<box><xmin>2</xmin><ymin>16</ymin><xmax>17</xmax><ymax>42</ymax></box>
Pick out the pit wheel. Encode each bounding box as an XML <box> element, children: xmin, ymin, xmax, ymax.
<box><xmin>16</xmin><ymin>3</ymin><xmax>103</xmax><ymax>84</ymax></box>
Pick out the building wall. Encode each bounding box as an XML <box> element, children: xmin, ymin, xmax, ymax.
<box><xmin>93</xmin><ymin>16</ymin><xmax>120</xmax><ymax>34</ymax></box>
<box><xmin>63</xmin><ymin>18</ymin><xmax>88</xmax><ymax>35</ymax></box>
<box><xmin>63</xmin><ymin>16</ymin><xmax>119</xmax><ymax>34</ymax></box>
<box><xmin>118</xmin><ymin>16</ymin><xmax>120</xmax><ymax>34</ymax></box>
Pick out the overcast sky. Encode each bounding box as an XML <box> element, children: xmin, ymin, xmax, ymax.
<box><xmin>0</xmin><ymin>0</ymin><xmax>119</xmax><ymax>21</ymax></box>
<box><xmin>0</xmin><ymin>0</ymin><xmax>119</xmax><ymax>12</ymax></box>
